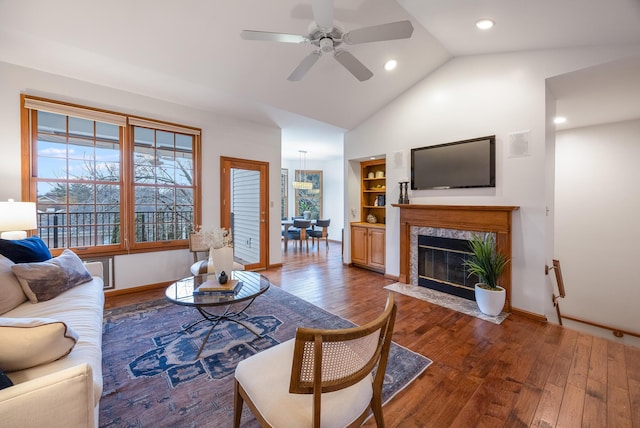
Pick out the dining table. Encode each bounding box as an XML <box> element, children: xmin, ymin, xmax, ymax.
<box><xmin>281</xmin><ymin>219</ymin><xmax>316</xmax><ymax>251</ymax></box>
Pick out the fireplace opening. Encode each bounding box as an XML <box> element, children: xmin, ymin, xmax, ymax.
<box><xmin>417</xmin><ymin>235</ymin><xmax>479</xmax><ymax>301</ymax></box>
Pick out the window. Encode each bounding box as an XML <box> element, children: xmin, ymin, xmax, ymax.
<box><xmin>294</xmin><ymin>170</ymin><xmax>322</xmax><ymax>219</ymax></box>
<box><xmin>21</xmin><ymin>95</ymin><xmax>201</xmax><ymax>256</ymax></box>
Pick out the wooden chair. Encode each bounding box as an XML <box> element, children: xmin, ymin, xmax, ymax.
<box><xmin>188</xmin><ymin>232</ymin><xmax>208</xmax><ymax>264</ymax></box>
<box><xmin>307</xmin><ymin>219</ymin><xmax>330</xmax><ymax>250</ymax></box>
<box><xmin>234</xmin><ymin>294</ymin><xmax>397</xmax><ymax>428</ymax></box>
<box><xmin>286</xmin><ymin>219</ymin><xmax>311</xmax><ymax>251</ymax></box>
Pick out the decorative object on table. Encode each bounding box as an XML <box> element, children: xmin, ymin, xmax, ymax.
<box><xmin>463</xmin><ymin>234</ymin><xmax>509</xmax><ymax>316</ymax></box>
<box><xmin>100</xmin><ymin>286</ymin><xmax>431</xmax><ymax>427</ymax></box>
<box><xmin>366</xmin><ymin>213</ymin><xmax>377</xmax><ymax>224</ymax></box>
<box><xmin>193</xmin><ymin>278</ymin><xmax>243</xmax><ymax>295</ymax></box>
<box><xmin>195</xmin><ymin>225</ymin><xmax>234</xmax><ymax>280</ymax></box>
<box><xmin>217</xmin><ymin>271</ymin><xmax>228</xmax><ymax>284</ymax></box>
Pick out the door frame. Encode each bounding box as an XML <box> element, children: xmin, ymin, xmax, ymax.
<box><xmin>220</xmin><ymin>156</ymin><xmax>269</xmax><ymax>271</ymax></box>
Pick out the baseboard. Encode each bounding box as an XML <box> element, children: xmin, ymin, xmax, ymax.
<box><xmin>104</xmin><ymin>281</ymin><xmax>171</xmax><ymax>298</ymax></box>
<box><xmin>384</xmin><ymin>273</ymin><xmax>399</xmax><ymax>281</ymax></box>
<box><xmin>510</xmin><ymin>307</ymin><xmax>548</xmax><ymax>323</ymax></box>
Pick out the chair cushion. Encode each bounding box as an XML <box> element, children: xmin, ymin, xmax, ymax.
<box><xmin>235</xmin><ymin>339</ymin><xmax>373</xmax><ymax>428</ymax></box>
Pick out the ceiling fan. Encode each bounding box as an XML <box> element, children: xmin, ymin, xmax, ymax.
<box><xmin>240</xmin><ymin>0</ymin><xmax>414</xmax><ymax>82</ymax></box>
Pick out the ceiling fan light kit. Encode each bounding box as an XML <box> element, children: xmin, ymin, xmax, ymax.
<box><xmin>240</xmin><ymin>0</ymin><xmax>414</xmax><ymax>82</ymax></box>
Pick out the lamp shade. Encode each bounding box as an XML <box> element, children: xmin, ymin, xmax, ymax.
<box><xmin>0</xmin><ymin>200</ymin><xmax>37</xmax><ymax>233</ymax></box>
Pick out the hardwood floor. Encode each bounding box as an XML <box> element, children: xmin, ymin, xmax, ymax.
<box><xmin>105</xmin><ymin>240</ymin><xmax>640</xmax><ymax>428</ymax></box>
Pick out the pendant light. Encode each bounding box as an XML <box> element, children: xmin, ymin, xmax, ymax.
<box><xmin>292</xmin><ymin>150</ymin><xmax>313</xmax><ymax>190</ymax></box>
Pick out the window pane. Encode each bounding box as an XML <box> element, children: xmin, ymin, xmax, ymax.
<box><xmin>37</xmin><ymin>157</ymin><xmax>67</xmax><ymax>179</ymax></box>
<box><xmin>96</xmin><ymin>122</ymin><xmax>119</xmax><ymax>141</ymax></box>
<box><xmin>175</xmin><ymin>134</ymin><xmax>192</xmax><ymax>151</ymax></box>
<box><xmin>68</xmin><ymin>136</ymin><xmax>95</xmax><ymax>160</ymax></box>
<box><xmin>134</xmin><ymin>127</ymin><xmax>154</xmax><ymax>146</ymax></box>
<box><xmin>68</xmin><ymin>117</ymin><xmax>93</xmax><ymax>137</ymax></box>
<box><xmin>37</xmin><ymin>111</ymin><xmax>66</xmax><ymax>134</ymax></box>
<box><xmin>37</xmin><ymin>134</ymin><xmax>67</xmax><ymax>158</ymax></box>
<box><xmin>156</xmin><ymin>130</ymin><xmax>174</xmax><ymax>149</ymax></box>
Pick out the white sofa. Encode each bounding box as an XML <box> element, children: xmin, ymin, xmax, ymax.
<box><xmin>0</xmin><ymin>261</ymin><xmax>104</xmax><ymax>428</ymax></box>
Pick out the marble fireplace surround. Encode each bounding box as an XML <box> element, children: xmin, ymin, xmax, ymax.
<box><xmin>393</xmin><ymin>204</ymin><xmax>518</xmax><ymax>312</ymax></box>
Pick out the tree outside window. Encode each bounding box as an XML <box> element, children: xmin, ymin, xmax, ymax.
<box><xmin>294</xmin><ymin>170</ymin><xmax>322</xmax><ymax>219</ymax></box>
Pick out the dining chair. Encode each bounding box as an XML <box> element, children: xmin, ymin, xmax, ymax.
<box><xmin>307</xmin><ymin>219</ymin><xmax>330</xmax><ymax>250</ymax></box>
<box><xmin>233</xmin><ymin>294</ymin><xmax>397</xmax><ymax>428</ymax></box>
<box><xmin>188</xmin><ymin>232</ymin><xmax>208</xmax><ymax>264</ymax></box>
<box><xmin>286</xmin><ymin>219</ymin><xmax>312</xmax><ymax>251</ymax></box>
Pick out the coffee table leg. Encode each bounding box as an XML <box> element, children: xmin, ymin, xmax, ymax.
<box><xmin>190</xmin><ymin>299</ymin><xmax>263</xmax><ymax>359</ymax></box>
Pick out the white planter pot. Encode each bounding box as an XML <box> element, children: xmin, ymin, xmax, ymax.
<box><xmin>474</xmin><ymin>284</ymin><xmax>506</xmax><ymax>316</ymax></box>
<box><xmin>207</xmin><ymin>246</ymin><xmax>235</xmax><ymax>278</ymax></box>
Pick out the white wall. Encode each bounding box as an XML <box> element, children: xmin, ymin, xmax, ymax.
<box><xmin>344</xmin><ymin>46</ymin><xmax>640</xmax><ymax>318</ymax></box>
<box><xmin>555</xmin><ymin>119</ymin><xmax>640</xmax><ymax>347</ymax></box>
<box><xmin>0</xmin><ymin>61</ymin><xmax>282</xmax><ymax>290</ymax></box>
<box><xmin>281</xmin><ymin>157</ymin><xmax>344</xmax><ymax>243</ymax></box>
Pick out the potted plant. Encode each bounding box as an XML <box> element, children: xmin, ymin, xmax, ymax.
<box><xmin>463</xmin><ymin>234</ymin><xmax>509</xmax><ymax>316</ymax></box>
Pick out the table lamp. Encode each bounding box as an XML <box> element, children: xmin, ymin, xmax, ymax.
<box><xmin>0</xmin><ymin>199</ymin><xmax>37</xmax><ymax>240</ymax></box>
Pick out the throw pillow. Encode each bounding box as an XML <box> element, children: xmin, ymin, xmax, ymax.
<box><xmin>0</xmin><ymin>236</ymin><xmax>52</xmax><ymax>264</ymax></box>
<box><xmin>11</xmin><ymin>249</ymin><xmax>93</xmax><ymax>303</ymax></box>
<box><xmin>0</xmin><ymin>317</ymin><xmax>79</xmax><ymax>372</ymax></box>
<box><xmin>0</xmin><ymin>370</ymin><xmax>13</xmax><ymax>390</ymax></box>
<box><xmin>0</xmin><ymin>255</ymin><xmax>27</xmax><ymax>314</ymax></box>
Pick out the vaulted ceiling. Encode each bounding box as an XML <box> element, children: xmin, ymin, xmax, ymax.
<box><xmin>1</xmin><ymin>0</ymin><xmax>640</xmax><ymax>159</ymax></box>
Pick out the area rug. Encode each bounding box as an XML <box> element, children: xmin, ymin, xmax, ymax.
<box><xmin>100</xmin><ymin>286</ymin><xmax>431</xmax><ymax>427</ymax></box>
<box><xmin>384</xmin><ymin>282</ymin><xmax>509</xmax><ymax>325</ymax></box>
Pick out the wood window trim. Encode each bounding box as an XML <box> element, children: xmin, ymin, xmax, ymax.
<box><xmin>20</xmin><ymin>94</ymin><xmax>202</xmax><ymax>257</ymax></box>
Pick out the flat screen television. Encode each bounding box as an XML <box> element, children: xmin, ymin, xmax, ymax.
<box><xmin>411</xmin><ymin>136</ymin><xmax>495</xmax><ymax>190</ymax></box>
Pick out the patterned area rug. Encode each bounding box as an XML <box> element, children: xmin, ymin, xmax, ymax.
<box><xmin>100</xmin><ymin>286</ymin><xmax>431</xmax><ymax>427</ymax></box>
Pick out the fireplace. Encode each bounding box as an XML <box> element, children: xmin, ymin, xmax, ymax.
<box><xmin>394</xmin><ymin>204</ymin><xmax>518</xmax><ymax>311</ymax></box>
<box><xmin>417</xmin><ymin>233</ymin><xmax>481</xmax><ymax>301</ymax></box>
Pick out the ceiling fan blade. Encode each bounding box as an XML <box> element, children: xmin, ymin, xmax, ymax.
<box><xmin>334</xmin><ymin>50</ymin><xmax>373</xmax><ymax>82</ymax></box>
<box><xmin>288</xmin><ymin>51</ymin><xmax>321</xmax><ymax>81</ymax></box>
<box><xmin>343</xmin><ymin>20</ymin><xmax>414</xmax><ymax>44</ymax></box>
<box><xmin>241</xmin><ymin>30</ymin><xmax>309</xmax><ymax>44</ymax></box>
<box><xmin>312</xmin><ymin>0</ymin><xmax>334</xmax><ymax>31</ymax></box>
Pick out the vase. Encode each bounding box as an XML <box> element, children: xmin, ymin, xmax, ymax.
<box><xmin>474</xmin><ymin>284</ymin><xmax>506</xmax><ymax>316</ymax></box>
<box><xmin>208</xmin><ymin>246</ymin><xmax>235</xmax><ymax>280</ymax></box>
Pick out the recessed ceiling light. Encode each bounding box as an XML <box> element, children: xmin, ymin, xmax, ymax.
<box><xmin>384</xmin><ymin>59</ymin><xmax>397</xmax><ymax>71</ymax></box>
<box><xmin>554</xmin><ymin>116</ymin><xmax>567</xmax><ymax>124</ymax></box>
<box><xmin>475</xmin><ymin>19</ymin><xmax>495</xmax><ymax>30</ymax></box>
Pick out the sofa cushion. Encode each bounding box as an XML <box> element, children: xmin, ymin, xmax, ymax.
<box><xmin>11</xmin><ymin>249</ymin><xmax>92</xmax><ymax>303</ymax></box>
<box><xmin>0</xmin><ymin>236</ymin><xmax>52</xmax><ymax>264</ymax></box>
<box><xmin>0</xmin><ymin>317</ymin><xmax>79</xmax><ymax>372</ymax></box>
<box><xmin>2</xmin><ymin>277</ymin><xmax>105</xmax><ymax>402</ymax></box>
<box><xmin>0</xmin><ymin>255</ymin><xmax>27</xmax><ymax>315</ymax></box>
<box><xmin>0</xmin><ymin>370</ymin><xmax>12</xmax><ymax>390</ymax></box>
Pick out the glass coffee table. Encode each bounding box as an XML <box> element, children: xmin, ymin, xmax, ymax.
<box><xmin>165</xmin><ymin>270</ymin><xmax>270</xmax><ymax>358</ymax></box>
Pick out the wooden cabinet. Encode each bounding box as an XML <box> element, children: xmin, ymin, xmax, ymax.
<box><xmin>351</xmin><ymin>223</ymin><xmax>385</xmax><ymax>272</ymax></box>
<box><xmin>351</xmin><ymin>158</ymin><xmax>386</xmax><ymax>272</ymax></box>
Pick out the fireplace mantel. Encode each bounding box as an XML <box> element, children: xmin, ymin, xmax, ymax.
<box><xmin>393</xmin><ymin>204</ymin><xmax>518</xmax><ymax>311</ymax></box>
